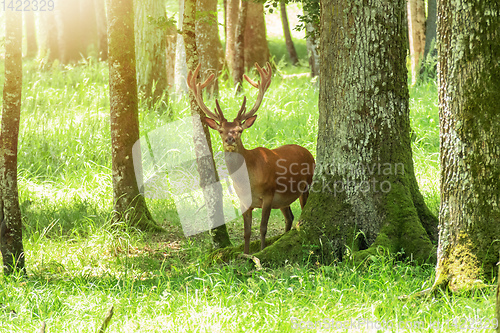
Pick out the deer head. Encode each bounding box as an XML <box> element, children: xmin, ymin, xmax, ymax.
<box><xmin>187</xmin><ymin>62</ymin><xmax>272</xmax><ymax>152</ymax></box>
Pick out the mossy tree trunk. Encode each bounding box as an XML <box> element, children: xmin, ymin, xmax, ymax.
<box><xmin>196</xmin><ymin>0</ymin><xmax>224</xmax><ymax>98</ymax></box>
<box><xmin>0</xmin><ymin>10</ymin><xmax>25</xmax><ymax>276</ymax></box>
<box><xmin>107</xmin><ymin>0</ymin><xmax>163</xmax><ymax>232</ymax></box>
<box><xmin>134</xmin><ymin>0</ymin><xmax>168</xmax><ymax>108</ymax></box>
<box><xmin>433</xmin><ymin>0</ymin><xmax>500</xmax><ymax>292</ymax></box>
<box><xmin>184</xmin><ymin>0</ymin><xmax>232</xmax><ymax>248</ymax></box>
<box><xmin>254</xmin><ymin>0</ymin><xmax>437</xmax><ymax>265</ymax></box>
<box><xmin>407</xmin><ymin>0</ymin><xmax>426</xmax><ymax>85</ymax></box>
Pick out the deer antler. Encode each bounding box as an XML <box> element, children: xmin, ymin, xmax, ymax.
<box><xmin>236</xmin><ymin>62</ymin><xmax>272</xmax><ymax>122</ymax></box>
<box><xmin>187</xmin><ymin>63</ymin><xmax>226</xmax><ymax>123</ymax></box>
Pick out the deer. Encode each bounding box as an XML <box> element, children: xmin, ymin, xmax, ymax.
<box><xmin>187</xmin><ymin>62</ymin><xmax>315</xmax><ymax>254</ymax></box>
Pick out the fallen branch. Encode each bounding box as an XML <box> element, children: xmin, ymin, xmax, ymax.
<box><xmin>97</xmin><ymin>305</ymin><xmax>114</xmax><ymax>333</ymax></box>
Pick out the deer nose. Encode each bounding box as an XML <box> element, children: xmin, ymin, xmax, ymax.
<box><xmin>225</xmin><ymin>137</ymin><xmax>235</xmax><ymax>145</ymax></box>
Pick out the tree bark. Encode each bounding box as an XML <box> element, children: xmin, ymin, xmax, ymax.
<box><xmin>423</xmin><ymin>0</ymin><xmax>437</xmax><ymax>59</ymax></box>
<box><xmin>135</xmin><ymin>0</ymin><xmax>168</xmax><ymax>108</ymax></box>
<box><xmin>280</xmin><ymin>1</ymin><xmax>299</xmax><ymax>66</ymax></box>
<box><xmin>244</xmin><ymin>1</ymin><xmax>269</xmax><ymax>69</ymax></box>
<box><xmin>407</xmin><ymin>0</ymin><xmax>426</xmax><ymax>85</ymax></box>
<box><xmin>107</xmin><ymin>0</ymin><xmax>163</xmax><ymax>232</ymax></box>
<box><xmin>24</xmin><ymin>11</ymin><xmax>37</xmax><ymax>58</ymax></box>
<box><xmin>253</xmin><ymin>0</ymin><xmax>436</xmax><ymax>265</ymax></box>
<box><xmin>233</xmin><ymin>0</ymin><xmax>248</xmax><ymax>92</ymax></box>
<box><xmin>94</xmin><ymin>0</ymin><xmax>108</xmax><ymax>61</ymax></box>
<box><xmin>38</xmin><ymin>10</ymin><xmax>59</xmax><ymax>65</ymax></box>
<box><xmin>175</xmin><ymin>0</ymin><xmax>189</xmax><ymax>96</ymax></box>
<box><xmin>433</xmin><ymin>0</ymin><xmax>500</xmax><ymax>292</ymax></box>
<box><xmin>184</xmin><ymin>0</ymin><xmax>232</xmax><ymax>248</ymax></box>
<box><xmin>196</xmin><ymin>0</ymin><xmax>224</xmax><ymax>97</ymax></box>
<box><xmin>1</xmin><ymin>10</ymin><xmax>25</xmax><ymax>276</ymax></box>
<box><xmin>225</xmin><ymin>0</ymin><xmax>239</xmax><ymax>73</ymax></box>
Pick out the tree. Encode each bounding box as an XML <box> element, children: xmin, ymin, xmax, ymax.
<box><xmin>135</xmin><ymin>0</ymin><xmax>168</xmax><ymax>107</ymax></box>
<box><xmin>232</xmin><ymin>0</ymin><xmax>248</xmax><ymax>92</ymax></box>
<box><xmin>24</xmin><ymin>11</ymin><xmax>37</xmax><ymax>58</ymax></box>
<box><xmin>184</xmin><ymin>0</ymin><xmax>232</xmax><ymax>248</ymax></box>
<box><xmin>57</xmin><ymin>0</ymin><xmax>84</xmax><ymax>63</ymax></box>
<box><xmin>38</xmin><ymin>10</ymin><xmax>59</xmax><ymax>65</ymax></box>
<box><xmin>225</xmin><ymin>0</ymin><xmax>239</xmax><ymax>71</ymax></box>
<box><xmin>407</xmin><ymin>0</ymin><xmax>426</xmax><ymax>85</ymax></box>
<box><xmin>433</xmin><ymin>0</ymin><xmax>500</xmax><ymax>292</ymax></box>
<box><xmin>244</xmin><ymin>2</ymin><xmax>269</xmax><ymax>69</ymax></box>
<box><xmin>196</xmin><ymin>0</ymin><xmax>224</xmax><ymax>97</ymax></box>
<box><xmin>107</xmin><ymin>0</ymin><xmax>163</xmax><ymax>231</ymax></box>
<box><xmin>299</xmin><ymin>0</ymin><xmax>320</xmax><ymax>77</ymax></box>
<box><xmin>251</xmin><ymin>0</ymin><xmax>437</xmax><ymax>264</ymax></box>
<box><xmin>175</xmin><ymin>0</ymin><xmax>189</xmax><ymax>96</ymax></box>
<box><xmin>94</xmin><ymin>0</ymin><xmax>108</xmax><ymax>60</ymax></box>
<box><xmin>280</xmin><ymin>1</ymin><xmax>299</xmax><ymax>66</ymax></box>
<box><xmin>423</xmin><ymin>0</ymin><xmax>437</xmax><ymax>59</ymax></box>
<box><xmin>225</xmin><ymin>0</ymin><xmax>269</xmax><ymax>72</ymax></box>
<box><xmin>1</xmin><ymin>10</ymin><xmax>25</xmax><ymax>276</ymax></box>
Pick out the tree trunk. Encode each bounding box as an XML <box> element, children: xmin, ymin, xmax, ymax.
<box><xmin>244</xmin><ymin>1</ymin><xmax>269</xmax><ymax>69</ymax></box>
<box><xmin>433</xmin><ymin>0</ymin><xmax>500</xmax><ymax>292</ymax></box>
<box><xmin>24</xmin><ymin>11</ymin><xmax>37</xmax><ymax>58</ymax></box>
<box><xmin>423</xmin><ymin>0</ymin><xmax>437</xmax><ymax>59</ymax></box>
<box><xmin>184</xmin><ymin>0</ymin><xmax>232</xmax><ymax>248</ymax></box>
<box><xmin>0</xmin><ymin>10</ymin><xmax>25</xmax><ymax>276</ymax></box>
<box><xmin>175</xmin><ymin>0</ymin><xmax>189</xmax><ymax>96</ymax></box>
<box><xmin>225</xmin><ymin>0</ymin><xmax>239</xmax><ymax>73</ymax></box>
<box><xmin>38</xmin><ymin>10</ymin><xmax>59</xmax><ymax>65</ymax></box>
<box><xmin>407</xmin><ymin>0</ymin><xmax>426</xmax><ymax>85</ymax></box>
<box><xmin>56</xmin><ymin>0</ymin><xmax>83</xmax><ymax>63</ymax></box>
<box><xmin>196</xmin><ymin>0</ymin><xmax>224</xmax><ymax>98</ymax></box>
<box><xmin>107</xmin><ymin>0</ymin><xmax>163</xmax><ymax>232</ymax></box>
<box><xmin>135</xmin><ymin>0</ymin><xmax>168</xmax><ymax>108</ymax></box>
<box><xmin>94</xmin><ymin>0</ymin><xmax>108</xmax><ymax>61</ymax></box>
<box><xmin>233</xmin><ymin>0</ymin><xmax>248</xmax><ymax>92</ymax></box>
<box><xmin>80</xmin><ymin>0</ymin><xmax>98</xmax><ymax>54</ymax></box>
<box><xmin>305</xmin><ymin>17</ymin><xmax>319</xmax><ymax>77</ymax></box>
<box><xmin>254</xmin><ymin>0</ymin><xmax>436</xmax><ymax>265</ymax></box>
<box><xmin>165</xmin><ymin>27</ymin><xmax>177</xmax><ymax>91</ymax></box>
<box><xmin>280</xmin><ymin>1</ymin><xmax>299</xmax><ymax>66</ymax></box>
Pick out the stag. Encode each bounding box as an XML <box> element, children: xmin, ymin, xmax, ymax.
<box><xmin>187</xmin><ymin>63</ymin><xmax>315</xmax><ymax>254</ymax></box>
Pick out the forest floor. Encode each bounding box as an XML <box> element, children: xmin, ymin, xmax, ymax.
<box><xmin>0</xmin><ymin>8</ymin><xmax>496</xmax><ymax>333</ymax></box>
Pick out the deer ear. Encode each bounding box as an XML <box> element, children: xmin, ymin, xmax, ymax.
<box><xmin>242</xmin><ymin>115</ymin><xmax>257</xmax><ymax>129</ymax></box>
<box><xmin>203</xmin><ymin>117</ymin><xmax>220</xmax><ymax>130</ymax></box>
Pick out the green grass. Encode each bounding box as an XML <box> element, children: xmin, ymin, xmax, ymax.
<box><xmin>0</xmin><ymin>39</ymin><xmax>495</xmax><ymax>332</ymax></box>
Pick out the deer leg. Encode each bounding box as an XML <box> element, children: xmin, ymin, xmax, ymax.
<box><xmin>299</xmin><ymin>191</ymin><xmax>309</xmax><ymax>209</ymax></box>
<box><xmin>260</xmin><ymin>199</ymin><xmax>273</xmax><ymax>251</ymax></box>
<box><xmin>280</xmin><ymin>206</ymin><xmax>294</xmax><ymax>232</ymax></box>
<box><xmin>242</xmin><ymin>208</ymin><xmax>253</xmax><ymax>254</ymax></box>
